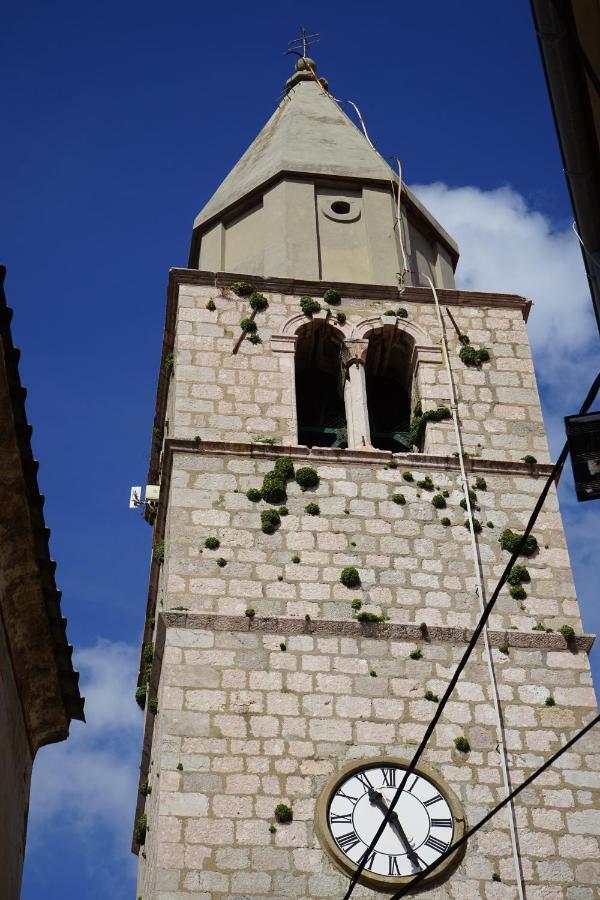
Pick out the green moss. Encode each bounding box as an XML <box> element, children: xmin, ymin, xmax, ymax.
<box><xmin>247</xmin><ymin>332</ymin><xmax>262</xmax><ymax>345</ymax></box>
<box><xmin>164</xmin><ymin>352</ymin><xmax>174</xmax><ymax>372</ymax></box>
<box><xmin>498</xmin><ymin>642</ymin><xmax>509</xmax><ymax>655</ymax></box>
<box><xmin>474</xmin><ymin>476</ymin><xmax>487</xmax><ymax>491</ymax></box>
<box><xmin>396</xmin><ymin>307</ymin><xmax>408</xmax><ymax>318</ymax></box>
<box><xmin>323</xmin><ymin>288</ymin><xmax>341</xmax><ymax>305</ymax></box>
<box><xmin>351</xmin><ymin>598</ymin><xmax>362</xmax><ymax>610</ymax></box>
<box><xmin>134</xmin><ymin>814</ymin><xmax>148</xmax><ymax>846</ymax></box>
<box><xmin>464</xmin><ymin>518</ymin><xmax>482</xmax><ymax>533</ymax></box>
<box><xmin>216</xmin><ymin>557</ymin><xmax>227</xmax><ymax>568</ymax></box>
<box><xmin>454</xmin><ymin>736</ymin><xmax>470</xmax><ymax>753</ymax></box>
<box><xmin>409</xmin><ymin>405</ymin><xmax>452</xmax><ymax>448</ymax></box>
<box><xmin>261</xmin><ymin>509</ymin><xmax>281</xmax><ymax>534</ymax></box>
<box><xmin>135</xmin><ymin>684</ymin><xmax>147</xmax><ymax>709</ymax></box>
<box><xmin>416</xmin><ymin>476</ymin><xmax>434</xmax><ymax>491</ymax></box>
<box><xmin>245</xmin><ymin>608</ymin><xmax>255</xmax><ymax>618</ymax></box>
<box><xmin>459</xmin><ymin>345</ymin><xmax>490</xmax><ymax>366</ymax></box>
<box><xmin>206</xmin><ymin>299</ymin><xmax>216</xmax><ymax>311</ymax></box>
<box><xmin>176</xmin><ymin>762</ymin><xmax>183</xmax><ymax>771</ymax></box>
<box><xmin>409</xmin><ymin>648</ymin><xmax>422</xmax><ymax>660</ymax></box>
<box><xmin>230</xmin><ymin>281</ymin><xmax>254</xmax><ymax>296</ymax></box>
<box><xmin>291</xmin><ymin>555</ymin><xmax>301</xmax><ymax>564</ymax></box>
<box><xmin>295</xmin><ymin>466</ymin><xmax>319</xmax><ymax>490</ymax></box>
<box><xmin>391</xmin><ymin>493</ymin><xmax>406</xmax><ymax>505</ymax></box>
<box><xmin>154</xmin><ymin>540</ymin><xmax>165</xmax><ymax>564</ymax></box>
<box><xmin>273</xmin><ymin>457</ymin><xmax>295</xmax><ymax>481</ymax></box>
<box><xmin>369</xmin><ymin>669</ymin><xmax>377</xmax><ymax>677</ymax></box>
<box><xmin>336</xmin><ymin>311</ymin><xmax>346</xmax><ymax>325</ymax></box>
<box><xmin>386</xmin><ymin>460</ymin><xmax>398</xmax><ymax>469</ymax></box>
<box><xmin>142</xmin><ymin>642</ymin><xmax>154</xmax><ymax>664</ymax></box>
<box><xmin>261</xmin><ymin>472</ymin><xmax>287</xmax><ymax>504</ymax></box>
<box><xmin>204</xmin><ymin>536</ymin><xmax>220</xmax><ymax>550</ymax></box>
<box><xmin>355</xmin><ymin>611</ymin><xmax>386</xmax><ymax>623</ymax></box>
<box><xmin>300</xmin><ymin>296</ymin><xmax>321</xmax><ymax>316</ymax></box>
<box><xmin>249</xmin><ymin>292</ymin><xmax>268</xmax><ymax>311</ymax></box>
<box><xmin>558</xmin><ymin>624</ymin><xmax>575</xmax><ymax>639</ymax></box>
<box><xmin>279</xmin><ymin>642</ymin><xmax>287</xmax><ymax>652</ymax></box>
<box><xmin>278</xmin><ymin>506</ymin><xmax>288</xmax><ymax>516</ymax></box>
<box><xmin>148</xmin><ymin>697</ymin><xmax>158</xmax><ymax>714</ymax></box>
<box><xmin>431</xmin><ymin>494</ymin><xmax>446</xmax><ymax>509</ymax></box>
<box><xmin>508</xmin><ymin>565</ymin><xmax>531</xmax><ymax>585</ymax></box>
<box><xmin>521</xmin><ymin>455</ymin><xmax>537</xmax><ymax>465</ymax></box>
<box><xmin>305</xmin><ymin>502</ymin><xmax>320</xmax><ymax>516</ymax></box>
<box><xmin>340</xmin><ymin>566</ymin><xmax>360</xmax><ymax>588</ymax></box>
<box><xmin>140</xmin><ymin>781</ymin><xmax>152</xmax><ymax>796</ymax></box>
<box><xmin>274</xmin><ymin>803</ymin><xmax>293</xmax><ymax>823</ymax></box>
<box><xmin>532</xmin><ymin>623</ymin><xmax>546</xmax><ymax>632</ymax></box>
<box><xmin>246</xmin><ymin>488</ymin><xmax>262</xmax><ymax>502</ymax></box>
<box><xmin>545</xmin><ymin>696</ymin><xmax>556</xmax><ymax>707</ymax></box>
<box><xmin>509</xmin><ymin>585</ymin><xmax>527</xmax><ymax>600</ymax></box>
<box><xmin>269</xmin><ymin>824</ymin><xmax>277</xmax><ymax>834</ymax></box>
<box><xmin>424</xmin><ymin>690</ymin><xmax>439</xmax><ymax>703</ymax></box>
<box><xmin>492</xmin><ymin>873</ymin><xmax>501</xmax><ymax>883</ymax></box>
<box><xmin>240</xmin><ymin>317</ymin><xmax>257</xmax><ymax>333</ymax></box>
<box><xmin>440</xmin><ymin>517</ymin><xmax>451</xmax><ymax>526</ymax></box>
<box><xmin>402</xmin><ymin>471</ymin><xmax>414</xmax><ymax>482</ymax></box>
<box><xmin>499</xmin><ymin>529</ymin><xmax>538</xmax><ymax>556</ymax></box>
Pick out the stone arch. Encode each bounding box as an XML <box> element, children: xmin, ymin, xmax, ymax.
<box><xmin>294</xmin><ymin>317</ymin><xmax>348</xmax><ymax>448</ymax></box>
<box><xmin>352</xmin><ymin>316</ymin><xmax>441</xmax><ymax>452</ymax></box>
<box><xmin>279</xmin><ymin>310</ymin><xmax>350</xmax><ymax>340</ymax></box>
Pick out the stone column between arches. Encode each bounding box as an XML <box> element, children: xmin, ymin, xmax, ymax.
<box><xmin>341</xmin><ymin>339</ymin><xmax>371</xmax><ymax>449</ymax></box>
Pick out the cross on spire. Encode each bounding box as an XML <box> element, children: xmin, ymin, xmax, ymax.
<box><xmin>286</xmin><ymin>26</ymin><xmax>320</xmax><ymax>59</ymax></box>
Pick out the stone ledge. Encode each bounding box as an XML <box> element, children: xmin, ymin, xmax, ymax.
<box><xmin>165</xmin><ymin>437</ymin><xmax>555</xmax><ymax>478</ymax></box>
<box><xmin>158</xmin><ymin>611</ymin><xmax>595</xmax><ymax>654</ymax></box>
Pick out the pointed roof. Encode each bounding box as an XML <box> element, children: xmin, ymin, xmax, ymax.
<box><xmin>192</xmin><ymin>59</ymin><xmax>458</xmax><ymax>262</ymax></box>
<box><xmin>193</xmin><ymin>61</ymin><xmax>394</xmax><ymax>229</ymax></box>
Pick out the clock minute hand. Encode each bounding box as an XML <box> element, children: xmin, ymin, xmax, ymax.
<box><xmin>367</xmin><ymin>790</ymin><xmax>421</xmax><ymax>869</ymax></box>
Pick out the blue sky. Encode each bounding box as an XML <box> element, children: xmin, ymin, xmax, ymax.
<box><xmin>2</xmin><ymin>2</ymin><xmax>598</xmax><ymax>898</ymax></box>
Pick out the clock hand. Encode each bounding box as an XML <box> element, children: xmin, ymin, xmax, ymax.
<box><xmin>367</xmin><ymin>790</ymin><xmax>421</xmax><ymax>869</ymax></box>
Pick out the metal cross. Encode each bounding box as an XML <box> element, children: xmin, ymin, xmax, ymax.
<box><xmin>286</xmin><ymin>26</ymin><xmax>319</xmax><ymax>58</ymax></box>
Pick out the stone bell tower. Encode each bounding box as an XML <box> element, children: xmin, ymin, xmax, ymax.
<box><xmin>133</xmin><ymin>54</ymin><xmax>599</xmax><ymax>900</ymax></box>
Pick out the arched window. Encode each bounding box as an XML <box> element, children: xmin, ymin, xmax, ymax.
<box><xmin>364</xmin><ymin>327</ymin><xmax>415</xmax><ymax>452</ymax></box>
<box><xmin>295</xmin><ymin>321</ymin><xmax>347</xmax><ymax>448</ymax></box>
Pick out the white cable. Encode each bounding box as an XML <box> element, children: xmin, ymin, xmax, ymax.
<box><xmin>394</xmin><ymin>158</ymin><xmax>408</xmax><ymax>290</ymax></box>
<box><xmin>422</xmin><ymin>272</ymin><xmax>527</xmax><ymax>900</ymax></box>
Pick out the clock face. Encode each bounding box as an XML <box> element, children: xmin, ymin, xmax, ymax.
<box><xmin>316</xmin><ymin>758</ymin><xmax>465</xmax><ymax>892</ymax></box>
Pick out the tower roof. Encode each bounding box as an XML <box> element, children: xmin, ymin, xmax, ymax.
<box><xmin>192</xmin><ymin>58</ymin><xmax>458</xmax><ymax>264</ymax></box>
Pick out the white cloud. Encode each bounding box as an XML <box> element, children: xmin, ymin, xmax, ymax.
<box><xmin>27</xmin><ymin>640</ymin><xmax>142</xmax><ymax>894</ymax></box>
<box><xmin>412</xmin><ymin>182</ymin><xmax>600</xmax><ymax>677</ymax></box>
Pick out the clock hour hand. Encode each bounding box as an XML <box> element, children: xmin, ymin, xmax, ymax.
<box><xmin>367</xmin><ymin>789</ymin><xmax>421</xmax><ymax>869</ymax></box>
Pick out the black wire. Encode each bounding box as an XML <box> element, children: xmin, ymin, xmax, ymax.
<box><xmin>389</xmin><ymin>712</ymin><xmax>600</xmax><ymax>899</ymax></box>
<box><xmin>343</xmin><ymin>370</ymin><xmax>600</xmax><ymax>899</ymax></box>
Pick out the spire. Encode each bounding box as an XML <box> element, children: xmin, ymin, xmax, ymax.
<box><xmin>192</xmin><ymin>59</ymin><xmax>392</xmax><ymax>231</ymax></box>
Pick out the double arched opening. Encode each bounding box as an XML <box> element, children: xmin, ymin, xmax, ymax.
<box><xmin>292</xmin><ymin>317</ymin><xmax>425</xmax><ymax>452</ymax></box>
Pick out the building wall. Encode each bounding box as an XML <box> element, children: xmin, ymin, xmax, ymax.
<box><xmin>136</xmin><ymin>278</ymin><xmax>599</xmax><ymax>899</ymax></box>
<box><xmin>0</xmin><ymin>609</ymin><xmax>33</xmax><ymax>900</ymax></box>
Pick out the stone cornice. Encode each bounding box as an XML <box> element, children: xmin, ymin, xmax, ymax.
<box><xmin>157</xmin><ymin>611</ymin><xmax>595</xmax><ymax>653</ymax></box>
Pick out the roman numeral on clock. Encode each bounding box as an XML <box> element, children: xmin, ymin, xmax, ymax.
<box><xmin>355</xmin><ymin>771</ymin><xmax>373</xmax><ymax>791</ymax></box>
<box><xmin>425</xmin><ymin>835</ymin><xmax>449</xmax><ymax>854</ymax></box>
<box><xmin>388</xmin><ymin>856</ymin><xmax>401</xmax><ymax>876</ymax></box>
<box><xmin>330</xmin><ymin>812</ymin><xmax>353</xmax><ymax>824</ymax></box>
<box><xmin>337</xmin><ymin>790</ymin><xmax>359</xmax><ymax>805</ymax></box>
<box><xmin>381</xmin><ymin>767</ymin><xmax>397</xmax><ymax>787</ymax></box>
<box><xmin>423</xmin><ymin>793</ymin><xmax>443</xmax><ymax>807</ymax></box>
<box><xmin>430</xmin><ymin>818</ymin><xmax>452</xmax><ymax>828</ymax></box>
<box><xmin>406</xmin><ymin>775</ymin><xmax>419</xmax><ymax>793</ymax></box>
<box><xmin>364</xmin><ymin>850</ymin><xmax>377</xmax><ymax>871</ymax></box>
<box><xmin>337</xmin><ymin>831</ymin><xmax>361</xmax><ymax>852</ymax></box>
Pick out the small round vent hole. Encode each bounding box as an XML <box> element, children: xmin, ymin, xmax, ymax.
<box><xmin>331</xmin><ymin>200</ymin><xmax>351</xmax><ymax>215</ymax></box>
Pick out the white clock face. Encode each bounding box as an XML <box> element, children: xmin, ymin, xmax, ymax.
<box><xmin>327</xmin><ymin>764</ymin><xmax>455</xmax><ymax>879</ymax></box>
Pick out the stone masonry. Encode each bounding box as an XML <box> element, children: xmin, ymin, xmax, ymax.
<box><xmin>134</xmin><ymin>273</ymin><xmax>599</xmax><ymax>899</ymax></box>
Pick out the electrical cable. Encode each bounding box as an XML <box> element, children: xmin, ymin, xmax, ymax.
<box><xmin>388</xmin><ymin>712</ymin><xmax>600</xmax><ymax>899</ymax></box>
<box><xmin>343</xmin><ymin>369</ymin><xmax>600</xmax><ymax>899</ymax></box>
<box><xmin>425</xmin><ymin>273</ymin><xmax>526</xmax><ymax>898</ymax></box>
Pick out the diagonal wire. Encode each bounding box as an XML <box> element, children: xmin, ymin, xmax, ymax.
<box><xmin>389</xmin><ymin>712</ymin><xmax>600</xmax><ymax>899</ymax></box>
<box><xmin>343</xmin><ymin>369</ymin><xmax>600</xmax><ymax>899</ymax></box>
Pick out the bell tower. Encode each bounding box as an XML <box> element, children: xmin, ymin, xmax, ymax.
<box><xmin>133</xmin><ymin>52</ymin><xmax>599</xmax><ymax>900</ymax></box>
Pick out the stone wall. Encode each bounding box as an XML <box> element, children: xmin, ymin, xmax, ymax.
<box><xmin>136</xmin><ymin>618</ymin><xmax>598</xmax><ymax>899</ymax></box>
<box><xmin>166</xmin><ymin>282</ymin><xmax>548</xmax><ymax>463</ymax></box>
